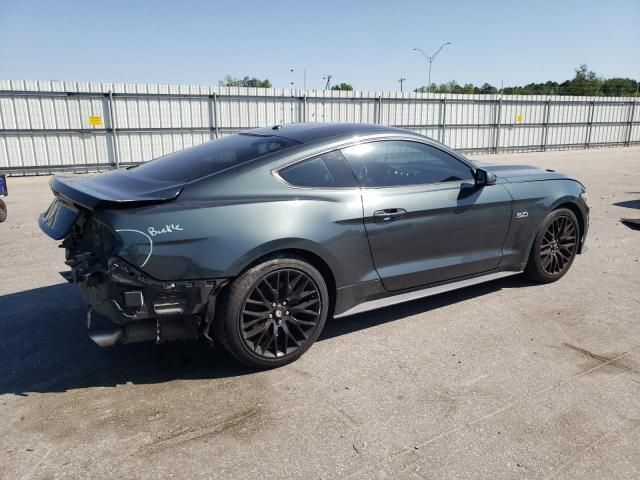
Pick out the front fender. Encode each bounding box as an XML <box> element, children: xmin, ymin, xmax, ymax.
<box><xmin>499</xmin><ymin>179</ymin><xmax>586</xmax><ymax>269</ymax></box>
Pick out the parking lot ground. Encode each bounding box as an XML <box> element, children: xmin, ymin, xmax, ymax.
<box><xmin>0</xmin><ymin>146</ymin><xmax>639</xmax><ymax>480</ymax></box>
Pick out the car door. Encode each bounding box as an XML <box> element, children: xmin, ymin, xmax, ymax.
<box><xmin>341</xmin><ymin>140</ymin><xmax>513</xmax><ymax>292</ymax></box>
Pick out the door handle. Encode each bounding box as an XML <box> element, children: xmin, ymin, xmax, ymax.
<box><xmin>373</xmin><ymin>208</ymin><xmax>407</xmax><ymax>222</ymax></box>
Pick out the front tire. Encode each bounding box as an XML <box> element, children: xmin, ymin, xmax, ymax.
<box><xmin>214</xmin><ymin>255</ymin><xmax>329</xmax><ymax>369</ymax></box>
<box><xmin>0</xmin><ymin>200</ymin><xmax>6</xmax><ymax>223</ymax></box>
<box><xmin>525</xmin><ymin>208</ymin><xmax>579</xmax><ymax>283</ymax></box>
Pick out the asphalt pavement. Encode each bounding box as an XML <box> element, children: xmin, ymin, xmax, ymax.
<box><xmin>0</xmin><ymin>146</ymin><xmax>639</xmax><ymax>479</ymax></box>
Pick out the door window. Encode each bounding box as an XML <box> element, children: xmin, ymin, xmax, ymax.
<box><xmin>341</xmin><ymin>141</ymin><xmax>473</xmax><ymax>187</ymax></box>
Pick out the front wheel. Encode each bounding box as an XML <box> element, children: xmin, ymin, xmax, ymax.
<box><xmin>525</xmin><ymin>208</ymin><xmax>579</xmax><ymax>283</ymax></box>
<box><xmin>214</xmin><ymin>255</ymin><xmax>329</xmax><ymax>369</ymax></box>
<box><xmin>0</xmin><ymin>199</ymin><xmax>6</xmax><ymax>223</ymax></box>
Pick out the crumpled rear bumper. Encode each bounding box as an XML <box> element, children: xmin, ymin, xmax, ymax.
<box><xmin>70</xmin><ymin>257</ymin><xmax>221</xmax><ymax>325</ymax></box>
<box><xmin>64</xmin><ymin>256</ymin><xmax>227</xmax><ymax>346</ymax></box>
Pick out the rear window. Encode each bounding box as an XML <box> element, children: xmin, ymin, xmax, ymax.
<box><xmin>129</xmin><ymin>133</ymin><xmax>300</xmax><ymax>182</ymax></box>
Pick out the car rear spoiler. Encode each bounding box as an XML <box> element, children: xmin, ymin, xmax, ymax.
<box><xmin>50</xmin><ymin>175</ymin><xmax>183</xmax><ymax>210</ymax></box>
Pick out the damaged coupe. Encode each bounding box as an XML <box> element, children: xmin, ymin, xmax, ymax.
<box><xmin>40</xmin><ymin>123</ymin><xmax>589</xmax><ymax>368</ymax></box>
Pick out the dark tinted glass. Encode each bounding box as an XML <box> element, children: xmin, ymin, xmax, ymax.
<box><xmin>279</xmin><ymin>150</ymin><xmax>357</xmax><ymax>188</ymax></box>
<box><xmin>341</xmin><ymin>141</ymin><xmax>473</xmax><ymax>187</ymax></box>
<box><xmin>129</xmin><ymin>134</ymin><xmax>300</xmax><ymax>182</ymax></box>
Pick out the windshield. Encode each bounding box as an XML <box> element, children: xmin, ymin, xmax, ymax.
<box><xmin>129</xmin><ymin>133</ymin><xmax>300</xmax><ymax>182</ymax></box>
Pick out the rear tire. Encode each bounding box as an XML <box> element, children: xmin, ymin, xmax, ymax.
<box><xmin>214</xmin><ymin>255</ymin><xmax>329</xmax><ymax>369</ymax></box>
<box><xmin>524</xmin><ymin>208</ymin><xmax>579</xmax><ymax>283</ymax></box>
<box><xmin>0</xmin><ymin>200</ymin><xmax>6</xmax><ymax>223</ymax></box>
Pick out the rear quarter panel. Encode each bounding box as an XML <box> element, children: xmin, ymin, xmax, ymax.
<box><xmin>98</xmin><ymin>163</ymin><xmax>377</xmax><ymax>286</ymax></box>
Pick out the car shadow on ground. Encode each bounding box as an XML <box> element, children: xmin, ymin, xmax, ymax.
<box><xmin>613</xmin><ymin>198</ymin><xmax>640</xmax><ymax>230</ymax></box>
<box><xmin>0</xmin><ymin>276</ymin><xmax>534</xmax><ymax>396</ymax></box>
<box><xmin>613</xmin><ymin>199</ymin><xmax>640</xmax><ymax>210</ymax></box>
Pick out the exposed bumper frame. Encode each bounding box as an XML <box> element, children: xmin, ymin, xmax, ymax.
<box><xmin>64</xmin><ymin>256</ymin><xmax>228</xmax><ymax>346</ymax></box>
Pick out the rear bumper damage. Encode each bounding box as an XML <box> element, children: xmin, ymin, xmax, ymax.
<box><xmin>65</xmin><ymin>256</ymin><xmax>227</xmax><ymax>347</ymax></box>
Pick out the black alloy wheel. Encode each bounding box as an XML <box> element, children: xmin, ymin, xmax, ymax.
<box><xmin>215</xmin><ymin>256</ymin><xmax>329</xmax><ymax>369</ymax></box>
<box><xmin>525</xmin><ymin>208</ymin><xmax>579</xmax><ymax>283</ymax></box>
<box><xmin>240</xmin><ymin>269</ymin><xmax>322</xmax><ymax>358</ymax></box>
<box><xmin>539</xmin><ymin>214</ymin><xmax>578</xmax><ymax>275</ymax></box>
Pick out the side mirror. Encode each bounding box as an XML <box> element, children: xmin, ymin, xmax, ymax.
<box><xmin>474</xmin><ymin>168</ymin><xmax>497</xmax><ymax>187</ymax></box>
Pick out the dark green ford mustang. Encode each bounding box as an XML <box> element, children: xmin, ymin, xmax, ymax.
<box><xmin>40</xmin><ymin>123</ymin><xmax>589</xmax><ymax>368</ymax></box>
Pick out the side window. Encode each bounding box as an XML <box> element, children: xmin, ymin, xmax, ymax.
<box><xmin>341</xmin><ymin>141</ymin><xmax>474</xmax><ymax>187</ymax></box>
<box><xmin>278</xmin><ymin>150</ymin><xmax>357</xmax><ymax>188</ymax></box>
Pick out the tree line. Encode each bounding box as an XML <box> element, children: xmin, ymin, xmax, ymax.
<box><xmin>219</xmin><ymin>75</ymin><xmax>354</xmax><ymax>90</ymax></box>
<box><xmin>219</xmin><ymin>66</ymin><xmax>638</xmax><ymax>96</ymax></box>
<box><xmin>415</xmin><ymin>65</ymin><xmax>638</xmax><ymax>96</ymax></box>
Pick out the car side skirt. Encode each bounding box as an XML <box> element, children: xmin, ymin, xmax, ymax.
<box><xmin>334</xmin><ymin>270</ymin><xmax>522</xmax><ymax>319</ymax></box>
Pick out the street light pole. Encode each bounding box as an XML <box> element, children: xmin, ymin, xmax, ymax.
<box><xmin>412</xmin><ymin>42</ymin><xmax>451</xmax><ymax>94</ymax></box>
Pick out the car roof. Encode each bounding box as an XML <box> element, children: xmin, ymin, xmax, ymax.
<box><xmin>246</xmin><ymin>123</ymin><xmax>411</xmax><ymax>144</ymax></box>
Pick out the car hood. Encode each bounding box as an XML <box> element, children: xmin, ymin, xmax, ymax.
<box><xmin>51</xmin><ymin>169</ymin><xmax>184</xmax><ymax>210</ymax></box>
<box><xmin>475</xmin><ymin>163</ymin><xmax>571</xmax><ymax>183</ymax></box>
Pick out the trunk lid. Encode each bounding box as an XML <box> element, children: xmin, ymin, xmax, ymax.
<box><xmin>40</xmin><ymin>169</ymin><xmax>183</xmax><ymax>240</ymax></box>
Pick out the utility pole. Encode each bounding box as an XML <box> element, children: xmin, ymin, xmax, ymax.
<box><xmin>399</xmin><ymin>78</ymin><xmax>406</xmax><ymax>92</ymax></box>
<box><xmin>412</xmin><ymin>42</ymin><xmax>452</xmax><ymax>94</ymax></box>
<box><xmin>323</xmin><ymin>75</ymin><xmax>333</xmax><ymax>90</ymax></box>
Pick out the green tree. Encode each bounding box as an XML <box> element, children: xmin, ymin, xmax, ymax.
<box><xmin>331</xmin><ymin>83</ymin><xmax>354</xmax><ymax>91</ymax></box>
<box><xmin>462</xmin><ymin>83</ymin><xmax>475</xmax><ymax>94</ymax></box>
<box><xmin>411</xmin><ymin>66</ymin><xmax>637</xmax><ymax>96</ymax></box>
<box><xmin>569</xmin><ymin>64</ymin><xmax>601</xmax><ymax>96</ymax></box>
<box><xmin>601</xmin><ymin>77</ymin><xmax>638</xmax><ymax>96</ymax></box>
<box><xmin>219</xmin><ymin>75</ymin><xmax>272</xmax><ymax>88</ymax></box>
<box><xmin>479</xmin><ymin>83</ymin><xmax>498</xmax><ymax>94</ymax></box>
<box><xmin>413</xmin><ymin>83</ymin><xmax>438</xmax><ymax>93</ymax></box>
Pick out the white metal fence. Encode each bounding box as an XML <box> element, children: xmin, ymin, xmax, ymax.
<box><xmin>0</xmin><ymin>79</ymin><xmax>638</xmax><ymax>174</ymax></box>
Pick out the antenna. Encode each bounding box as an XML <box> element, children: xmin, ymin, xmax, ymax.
<box><xmin>399</xmin><ymin>78</ymin><xmax>406</xmax><ymax>92</ymax></box>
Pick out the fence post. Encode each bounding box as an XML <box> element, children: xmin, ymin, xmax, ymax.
<box><xmin>303</xmin><ymin>95</ymin><xmax>308</xmax><ymax>122</ymax></box>
<box><xmin>494</xmin><ymin>97</ymin><xmax>502</xmax><ymax>153</ymax></box>
<box><xmin>625</xmin><ymin>100</ymin><xmax>636</xmax><ymax>146</ymax></box>
<box><xmin>585</xmin><ymin>100</ymin><xmax>595</xmax><ymax>148</ymax></box>
<box><xmin>213</xmin><ymin>92</ymin><xmax>220</xmax><ymax>138</ymax></box>
<box><xmin>102</xmin><ymin>94</ymin><xmax>115</xmax><ymax>168</ymax></box>
<box><xmin>542</xmin><ymin>99</ymin><xmax>551</xmax><ymax>151</ymax></box>
<box><xmin>107</xmin><ymin>90</ymin><xmax>119</xmax><ymax>169</ymax></box>
<box><xmin>440</xmin><ymin>97</ymin><xmax>447</xmax><ymax>144</ymax></box>
<box><xmin>207</xmin><ymin>95</ymin><xmax>215</xmax><ymax>140</ymax></box>
<box><xmin>376</xmin><ymin>96</ymin><xmax>382</xmax><ymax>124</ymax></box>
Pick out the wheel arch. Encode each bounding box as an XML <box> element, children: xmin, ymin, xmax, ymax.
<box><xmin>520</xmin><ymin>197</ymin><xmax>585</xmax><ymax>269</ymax></box>
<box><xmin>549</xmin><ymin>194</ymin><xmax>587</xmax><ymax>254</ymax></box>
<box><xmin>225</xmin><ymin>242</ymin><xmax>339</xmax><ymax>317</ymax></box>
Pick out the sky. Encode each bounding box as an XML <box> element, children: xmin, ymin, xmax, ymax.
<box><xmin>0</xmin><ymin>0</ymin><xmax>638</xmax><ymax>91</ymax></box>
